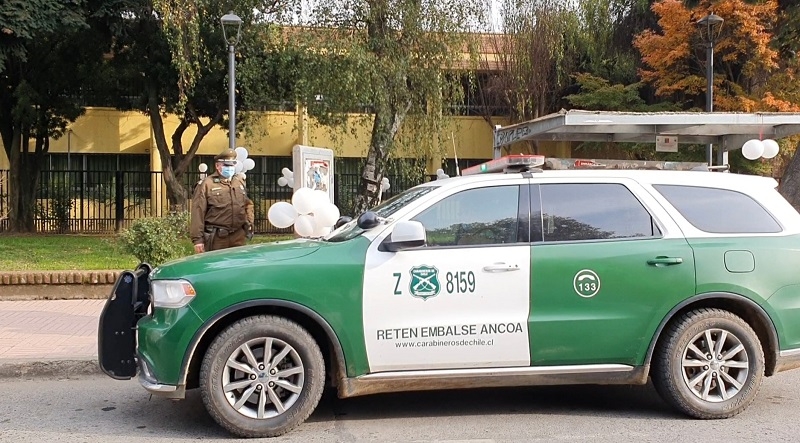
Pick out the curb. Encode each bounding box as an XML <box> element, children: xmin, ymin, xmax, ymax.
<box><xmin>0</xmin><ymin>270</ymin><xmax>121</xmax><ymax>285</ymax></box>
<box><xmin>0</xmin><ymin>270</ymin><xmax>119</xmax><ymax>301</ymax></box>
<box><xmin>0</xmin><ymin>359</ymin><xmax>103</xmax><ymax>379</ymax></box>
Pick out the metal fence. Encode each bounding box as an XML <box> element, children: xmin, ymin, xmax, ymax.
<box><xmin>0</xmin><ymin>169</ymin><xmax>429</xmax><ymax>234</ymax></box>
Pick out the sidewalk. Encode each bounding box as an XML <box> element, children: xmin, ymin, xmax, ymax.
<box><xmin>0</xmin><ymin>299</ymin><xmax>106</xmax><ymax>377</ymax></box>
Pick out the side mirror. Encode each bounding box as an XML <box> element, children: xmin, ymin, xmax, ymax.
<box><xmin>333</xmin><ymin>215</ymin><xmax>352</xmax><ymax>230</ymax></box>
<box><xmin>357</xmin><ymin>211</ymin><xmax>381</xmax><ymax>229</ymax></box>
<box><xmin>382</xmin><ymin>221</ymin><xmax>426</xmax><ymax>252</ymax></box>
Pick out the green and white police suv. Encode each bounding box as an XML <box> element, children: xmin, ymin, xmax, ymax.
<box><xmin>99</xmin><ymin>155</ymin><xmax>800</xmax><ymax>437</ymax></box>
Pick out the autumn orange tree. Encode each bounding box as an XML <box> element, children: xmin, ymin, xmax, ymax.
<box><xmin>634</xmin><ymin>0</ymin><xmax>797</xmax><ymax>111</ymax></box>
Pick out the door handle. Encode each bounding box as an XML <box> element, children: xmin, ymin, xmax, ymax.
<box><xmin>483</xmin><ymin>263</ymin><xmax>520</xmax><ymax>273</ymax></box>
<box><xmin>647</xmin><ymin>256</ymin><xmax>683</xmax><ymax>266</ymax></box>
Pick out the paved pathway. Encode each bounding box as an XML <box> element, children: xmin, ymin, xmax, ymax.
<box><xmin>0</xmin><ymin>299</ymin><xmax>105</xmax><ymax>362</ymax></box>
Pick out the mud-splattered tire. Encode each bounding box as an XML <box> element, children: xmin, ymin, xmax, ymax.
<box><xmin>199</xmin><ymin>315</ymin><xmax>325</xmax><ymax>437</ymax></box>
<box><xmin>652</xmin><ymin>308</ymin><xmax>764</xmax><ymax>419</ymax></box>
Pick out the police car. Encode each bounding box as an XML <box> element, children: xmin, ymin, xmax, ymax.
<box><xmin>99</xmin><ymin>155</ymin><xmax>800</xmax><ymax>437</ymax></box>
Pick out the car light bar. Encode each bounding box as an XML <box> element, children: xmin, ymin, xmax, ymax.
<box><xmin>461</xmin><ymin>155</ymin><xmax>545</xmax><ymax>176</ymax></box>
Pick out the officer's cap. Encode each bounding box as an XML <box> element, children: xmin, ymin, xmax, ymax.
<box><xmin>214</xmin><ymin>149</ymin><xmax>237</xmax><ymax>165</ymax></box>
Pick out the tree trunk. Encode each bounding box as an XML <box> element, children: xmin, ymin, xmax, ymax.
<box><xmin>147</xmin><ymin>91</ymin><xmax>220</xmax><ymax>213</ymax></box>
<box><xmin>8</xmin><ymin>128</ymin><xmax>41</xmax><ymax>233</ymax></box>
<box><xmin>147</xmin><ymin>92</ymin><xmax>189</xmax><ymax>212</ymax></box>
<box><xmin>353</xmin><ymin>104</ymin><xmax>407</xmax><ymax>214</ymax></box>
<box><xmin>779</xmin><ymin>140</ymin><xmax>800</xmax><ymax>211</ymax></box>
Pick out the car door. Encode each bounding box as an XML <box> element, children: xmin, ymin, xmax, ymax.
<box><xmin>528</xmin><ymin>179</ymin><xmax>696</xmax><ymax>366</ymax></box>
<box><xmin>362</xmin><ymin>181</ymin><xmax>533</xmax><ymax>372</ymax></box>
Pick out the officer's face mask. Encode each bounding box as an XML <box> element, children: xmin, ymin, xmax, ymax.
<box><xmin>220</xmin><ymin>165</ymin><xmax>236</xmax><ymax>179</ymax></box>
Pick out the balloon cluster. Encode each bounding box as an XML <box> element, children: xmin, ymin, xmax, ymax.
<box><xmin>233</xmin><ymin>147</ymin><xmax>256</xmax><ymax>179</ymax></box>
<box><xmin>380</xmin><ymin>177</ymin><xmax>390</xmax><ymax>192</ymax></box>
<box><xmin>742</xmin><ymin>139</ymin><xmax>780</xmax><ymax>161</ymax></box>
<box><xmin>435</xmin><ymin>168</ymin><xmax>450</xmax><ymax>180</ymax></box>
<box><xmin>267</xmin><ymin>187</ymin><xmax>341</xmax><ymax>237</ymax></box>
<box><xmin>277</xmin><ymin>168</ymin><xmax>295</xmax><ymax>188</ymax></box>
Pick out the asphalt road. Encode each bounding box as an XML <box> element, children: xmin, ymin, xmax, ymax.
<box><xmin>1</xmin><ymin>371</ymin><xmax>800</xmax><ymax>442</ymax></box>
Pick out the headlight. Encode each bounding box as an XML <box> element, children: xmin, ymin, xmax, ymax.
<box><xmin>151</xmin><ymin>279</ymin><xmax>196</xmax><ymax>308</ymax></box>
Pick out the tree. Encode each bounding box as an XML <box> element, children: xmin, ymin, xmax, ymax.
<box><xmin>0</xmin><ymin>0</ymin><xmax>115</xmax><ymax>232</ymax></box>
<box><xmin>476</xmin><ymin>0</ymin><xmax>579</xmax><ymax>133</ymax></box>
<box><xmin>104</xmin><ymin>0</ymin><xmax>292</xmax><ymax>211</ymax></box>
<box><xmin>634</xmin><ymin>0</ymin><xmax>784</xmax><ymax>111</ymax></box>
<box><xmin>268</xmin><ymin>0</ymin><xmax>486</xmax><ymax>213</ymax></box>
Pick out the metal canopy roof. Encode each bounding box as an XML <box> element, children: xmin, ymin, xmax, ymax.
<box><xmin>493</xmin><ymin>110</ymin><xmax>800</xmax><ymax>152</ymax></box>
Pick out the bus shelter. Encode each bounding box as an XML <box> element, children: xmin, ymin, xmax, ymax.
<box><xmin>492</xmin><ymin>110</ymin><xmax>800</xmax><ymax>166</ymax></box>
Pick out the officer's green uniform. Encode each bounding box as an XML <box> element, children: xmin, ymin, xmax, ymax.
<box><xmin>191</xmin><ymin>149</ymin><xmax>254</xmax><ymax>252</ymax></box>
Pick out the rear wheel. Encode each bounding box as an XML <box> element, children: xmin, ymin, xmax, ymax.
<box><xmin>200</xmin><ymin>315</ymin><xmax>325</xmax><ymax>437</ymax></box>
<box><xmin>652</xmin><ymin>308</ymin><xmax>764</xmax><ymax>419</ymax></box>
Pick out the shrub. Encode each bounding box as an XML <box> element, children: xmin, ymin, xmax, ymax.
<box><xmin>118</xmin><ymin>212</ymin><xmax>190</xmax><ymax>267</ymax></box>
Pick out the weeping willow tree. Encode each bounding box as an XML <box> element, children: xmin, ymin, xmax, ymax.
<box><xmin>268</xmin><ymin>0</ymin><xmax>488</xmax><ymax>213</ymax></box>
<box><xmin>472</xmin><ymin>0</ymin><xmax>581</xmax><ymax>154</ymax></box>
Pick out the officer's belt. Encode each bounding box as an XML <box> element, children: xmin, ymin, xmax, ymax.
<box><xmin>204</xmin><ymin>225</ymin><xmax>236</xmax><ymax>238</ymax></box>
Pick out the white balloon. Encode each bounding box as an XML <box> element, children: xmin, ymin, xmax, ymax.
<box><xmin>312</xmin><ymin>189</ymin><xmax>330</xmax><ymax>207</ymax></box>
<box><xmin>239</xmin><ymin>172</ymin><xmax>247</xmax><ymax>180</ymax></box>
<box><xmin>235</xmin><ymin>147</ymin><xmax>248</xmax><ymax>161</ymax></box>
<box><xmin>742</xmin><ymin>139</ymin><xmax>765</xmax><ymax>160</ymax></box>
<box><xmin>294</xmin><ymin>214</ymin><xmax>315</xmax><ymax>237</ymax></box>
<box><xmin>277</xmin><ymin>176</ymin><xmax>288</xmax><ymax>187</ymax></box>
<box><xmin>267</xmin><ymin>202</ymin><xmax>297</xmax><ymax>229</ymax></box>
<box><xmin>315</xmin><ymin>202</ymin><xmax>341</xmax><ymax>227</ymax></box>
<box><xmin>292</xmin><ymin>187</ymin><xmax>316</xmax><ymax>215</ymax></box>
<box><xmin>762</xmin><ymin>139</ymin><xmax>780</xmax><ymax>159</ymax></box>
<box><xmin>381</xmin><ymin>181</ymin><xmax>390</xmax><ymax>191</ymax></box>
<box><xmin>287</xmin><ymin>177</ymin><xmax>295</xmax><ymax>188</ymax></box>
<box><xmin>244</xmin><ymin>158</ymin><xmax>256</xmax><ymax>171</ymax></box>
<box><xmin>312</xmin><ymin>223</ymin><xmax>331</xmax><ymax>238</ymax></box>
<box><xmin>234</xmin><ymin>161</ymin><xmax>244</xmax><ymax>173</ymax></box>
<box><xmin>198</xmin><ymin>163</ymin><xmax>208</xmax><ymax>173</ymax></box>
<box><xmin>281</xmin><ymin>167</ymin><xmax>291</xmax><ymax>177</ymax></box>
<box><xmin>436</xmin><ymin>168</ymin><xmax>444</xmax><ymax>176</ymax></box>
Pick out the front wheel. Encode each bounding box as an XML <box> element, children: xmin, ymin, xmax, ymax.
<box><xmin>200</xmin><ymin>315</ymin><xmax>325</xmax><ymax>437</ymax></box>
<box><xmin>652</xmin><ymin>308</ymin><xmax>764</xmax><ymax>419</ymax></box>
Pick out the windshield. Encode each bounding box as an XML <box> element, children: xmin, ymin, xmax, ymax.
<box><xmin>326</xmin><ymin>185</ymin><xmax>437</xmax><ymax>242</ymax></box>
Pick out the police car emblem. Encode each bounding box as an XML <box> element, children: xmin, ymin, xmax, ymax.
<box><xmin>409</xmin><ymin>265</ymin><xmax>441</xmax><ymax>300</ymax></box>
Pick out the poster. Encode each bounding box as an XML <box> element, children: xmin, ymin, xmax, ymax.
<box><xmin>292</xmin><ymin>145</ymin><xmax>335</xmax><ymax>203</ymax></box>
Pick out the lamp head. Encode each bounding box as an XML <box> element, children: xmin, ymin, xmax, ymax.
<box><xmin>697</xmin><ymin>12</ymin><xmax>724</xmax><ymax>43</ymax></box>
<box><xmin>221</xmin><ymin>11</ymin><xmax>242</xmax><ymax>45</ymax></box>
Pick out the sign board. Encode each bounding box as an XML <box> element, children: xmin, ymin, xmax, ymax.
<box><xmin>656</xmin><ymin>135</ymin><xmax>678</xmax><ymax>152</ymax></box>
<box><xmin>292</xmin><ymin>145</ymin><xmax>335</xmax><ymax>204</ymax></box>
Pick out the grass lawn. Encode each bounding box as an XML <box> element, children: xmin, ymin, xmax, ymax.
<box><xmin>0</xmin><ymin>234</ymin><xmax>293</xmax><ymax>271</ymax></box>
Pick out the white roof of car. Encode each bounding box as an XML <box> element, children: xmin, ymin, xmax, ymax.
<box><xmin>427</xmin><ymin>169</ymin><xmax>778</xmax><ymax>189</ymax></box>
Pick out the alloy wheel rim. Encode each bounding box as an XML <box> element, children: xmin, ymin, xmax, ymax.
<box><xmin>221</xmin><ymin>337</ymin><xmax>305</xmax><ymax>419</ymax></box>
<box><xmin>680</xmin><ymin>328</ymin><xmax>749</xmax><ymax>402</ymax></box>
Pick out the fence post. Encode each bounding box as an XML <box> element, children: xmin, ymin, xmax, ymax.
<box><xmin>115</xmin><ymin>170</ymin><xmax>124</xmax><ymax>232</ymax></box>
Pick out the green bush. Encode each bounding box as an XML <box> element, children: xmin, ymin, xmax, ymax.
<box><xmin>118</xmin><ymin>212</ymin><xmax>190</xmax><ymax>267</ymax></box>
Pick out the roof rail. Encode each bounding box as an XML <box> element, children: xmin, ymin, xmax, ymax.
<box><xmin>543</xmin><ymin>158</ymin><xmax>708</xmax><ymax>171</ymax></box>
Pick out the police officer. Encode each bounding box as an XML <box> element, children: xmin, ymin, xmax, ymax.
<box><xmin>191</xmin><ymin>149</ymin><xmax>254</xmax><ymax>253</ymax></box>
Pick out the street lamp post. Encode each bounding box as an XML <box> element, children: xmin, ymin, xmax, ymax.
<box><xmin>697</xmin><ymin>12</ymin><xmax>724</xmax><ymax>166</ymax></box>
<box><xmin>221</xmin><ymin>11</ymin><xmax>243</xmax><ymax>152</ymax></box>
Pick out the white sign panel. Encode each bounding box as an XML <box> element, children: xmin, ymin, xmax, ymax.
<box><xmin>292</xmin><ymin>145</ymin><xmax>335</xmax><ymax>203</ymax></box>
<box><xmin>656</xmin><ymin>135</ymin><xmax>678</xmax><ymax>152</ymax></box>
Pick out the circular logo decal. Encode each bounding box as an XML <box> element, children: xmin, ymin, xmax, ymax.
<box><xmin>573</xmin><ymin>269</ymin><xmax>600</xmax><ymax>298</ymax></box>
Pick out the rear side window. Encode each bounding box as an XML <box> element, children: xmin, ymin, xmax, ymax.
<box><xmin>653</xmin><ymin>185</ymin><xmax>782</xmax><ymax>234</ymax></box>
<box><xmin>537</xmin><ymin>183</ymin><xmax>661</xmax><ymax>242</ymax></box>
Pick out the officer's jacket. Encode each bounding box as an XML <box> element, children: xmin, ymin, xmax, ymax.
<box><xmin>190</xmin><ymin>173</ymin><xmax>254</xmax><ymax>245</ymax></box>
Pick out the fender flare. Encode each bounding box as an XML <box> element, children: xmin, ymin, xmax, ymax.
<box><xmin>643</xmin><ymin>292</ymin><xmax>779</xmax><ymax>371</ymax></box>
<box><xmin>178</xmin><ymin>299</ymin><xmax>347</xmax><ymax>386</ymax></box>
